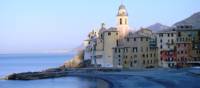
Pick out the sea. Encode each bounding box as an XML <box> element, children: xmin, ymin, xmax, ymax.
<box><xmin>0</xmin><ymin>53</ymin><xmax>110</xmax><ymax>88</ymax></box>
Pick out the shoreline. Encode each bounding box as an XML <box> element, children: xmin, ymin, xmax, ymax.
<box><xmin>3</xmin><ymin>67</ymin><xmax>200</xmax><ymax>88</ymax></box>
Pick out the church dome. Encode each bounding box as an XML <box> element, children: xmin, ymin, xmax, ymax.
<box><xmin>117</xmin><ymin>4</ymin><xmax>128</xmax><ymax>16</ymax></box>
<box><xmin>119</xmin><ymin>4</ymin><xmax>126</xmax><ymax>10</ymax></box>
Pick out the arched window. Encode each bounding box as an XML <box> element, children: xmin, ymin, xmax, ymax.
<box><xmin>125</xmin><ymin>18</ymin><xmax>127</xmax><ymax>24</ymax></box>
<box><xmin>120</xmin><ymin>18</ymin><xmax>122</xmax><ymax>25</ymax></box>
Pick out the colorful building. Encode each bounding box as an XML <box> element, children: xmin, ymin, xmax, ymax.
<box><xmin>176</xmin><ymin>25</ymin><xmax>200</xmax><ymax>67</ymax></box>
<box><xmin>156</xmin><ymin>29</ymin><xmax>177</xmax><ymax>68</ymax></box>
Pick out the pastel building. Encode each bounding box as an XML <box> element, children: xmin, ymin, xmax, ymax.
<box><xmin>113</xmin><ymin>29</ymin><xmax>158</xmax><ymax>69</ymax></box>
<box><xmin>83</xmin><ymin>4</ymin><xmax>159</xmax><ymax>69</ymax></box>
<box><xmin>156</xmin><ymin>29</ymin><xmax>177</xmax><ymax>68</ymax></box>
<box><xmin>175</xmin><ymin>25</ymin><xmax>200</xmax><ymax>67</ymax></box>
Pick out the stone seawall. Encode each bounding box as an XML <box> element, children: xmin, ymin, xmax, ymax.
<box><xmin>5</xmin><ymin>71</ymin><xmax>68</xmax><ymax>80</ymax></box>
<box><xmin>4</xmin><ymin>68</ymin><xmax>122</xmax><ymax>80</ymax></box>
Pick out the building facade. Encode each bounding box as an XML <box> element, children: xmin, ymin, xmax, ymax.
<box><xmin>176</xmin><ymin>25</ymin><xmax>200</xmax><ymax>67</ymax></box>
<box><xmin>156</xmin><ymin>29</ymin><xmax>177</xmax><ymax>68</ymax></box>
<box><xmin>113</xmin><ymin>29</ymin><xmax>158</xmax><ymax>69</ymax></box>
<box><xmin>83</xmin><ymin>4</ymin><xmax>200</xmax><ymax>69</ymax></box>
<box><xmin>84</xmin><ymin>4</ymin><xmax>157</xmax><ymax>68</ymax></box>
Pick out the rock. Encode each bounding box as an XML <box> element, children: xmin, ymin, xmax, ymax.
<box><xmin>64</xmin><ymin>50</ymin><xmax>84</xmax><ymax>68</ymax></box>
<box><xmin>5</xmin><ymin>71</ymin><xmax>68</xmax><ymax>80</ymax></box>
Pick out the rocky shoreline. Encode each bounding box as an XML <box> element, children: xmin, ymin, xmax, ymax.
<box><xmin>4</xmin><ymin>68</ymin><xmax>122</xmax><ymax>80</ymax></box>
<box><xmin>4</xmin><ymin>71</ymin><xmax>68</xmax><ymax>80</ymax></box>
<box><xmin>3</xmin><ymin>68</ymin><xmax>200</xmax><ymax>88</ymax></box>
<box><xmin>4</xmin><ymin>68</ymin><xmax>122</xmax><ymax>88</ymax></box>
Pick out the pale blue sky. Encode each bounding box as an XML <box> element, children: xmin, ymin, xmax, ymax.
<box><xmin>0</xmin><ymin>0</ymin><xmax>200</xmax><ymax>54</ymax></box>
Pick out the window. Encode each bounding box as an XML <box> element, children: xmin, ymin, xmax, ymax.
<box><xmin>186</xmin><ymin>38</ymin><xmax>188</xmax><ymax>41</ymax></box>
<box><xmin>134</xmin><ymin>60</ymin><xmax>137</xmax><ymax>63</ymax></box>
<box><xmin>171</xmin><ymin>33</ymin><xmax>174</xmax><ymax>37</ymax></box>
<box><xmin>181</xmin><ymin>26</ymin><xmax>184</xmax><ymax>29</ymax></box>
<box><xmin>115</xmin><ymin>48</ymin><xmax>117</xmax><ymax>53</ymax></box>
<box><xmin>160</xmin><ymin>45</ymin><xmax>163</xmax><ymax>49</ymax></box>
<box><xmin>108</xmin><ymin>32</ymin><xmax>111</xmax><ymax>36</ymax></box>
<box><xmin>118</xmin><ymin>55</ymin><xmax>121</xmax><ymax>58</ymax></box>
<box><xmin>134</xmin><ymin>55</ymin><xmax>137</xmax><ymax>58</ymax></box>
<box><xmin>181</xmin><ymin>51</ymin><xmax>183</xmax><ymax>54</ymax></box>
<box><xmin>135</xmin><ymin>48</ymin><xmax>138</xmax><ymax>52</ymax></box>
<box><xmin>160</xmin><ymin>39</ymin><xmax>162</xmax><ymax>43</ymax></box>
<box><xmin>168</xmin><ymin>33</ymin><xmax>170</xmax><ymax>37</ymax></box>
<box><xmin>185</xmin><ymin>26</ymin><xmax>189</xmax><ymax>28</ymax></box>
<box><xmin>127</xmin><ymin>38</ymin><xmax>130</xmax><ymax>42</ymax></box>
<box><xmin>171</xmin><ymin>39</ymin><xmax>174</xmax><ymax>44</ymax></box>
<box><xmin>125</xmin><ymin>48</ymin><xmax>128</xmax><ymax>52</ymax></box>
<box><xmin>134</xmin><ymin>38</ymin><xmax>136</xmax><ymax>41</ymax></box>
<box><xmin>142</xmin><ymin>54</ymin><xmax>145</xmax><ymax>58</ymax></box>
<box><xmin>143</xmin><ymin>60</ymin><xmax>145</xmax><ymax>64</ymax></box>
<box><xmin>116</xmin><ymin>40</ymin><xmax>119</xmax><ymax>46</ymax></box>
<box><xmin>130</xmin><ymin>62</ymin><xmax>133</xmax><ymax>67</ymax></box>
<box><xmin>141</xmin><ymin>38</ymin><xmax>143</xmax><ymax>41</ymax></box>
<box><xmin>178</xmin><ymin>32</ymin><xmax>181</xmax><ymax>37</ymax></box>
<box><xmin>120</xmin><ymin>18</ymin><xmax>122</xmax><ymax>25</ymax></box>
<box><xmin>125</xmin><ymin>18</ymin><xmax>127</xmax><ymax>25</ymax></box>
<box><xmin>159</xmin><ymin>33</ymin><xmax>163</xmax><ymax>37</ymax></box>
<box><xmin>133</xmin><ymin>47</ymin><xmax>138</xmax><ymax>53</ymax></box>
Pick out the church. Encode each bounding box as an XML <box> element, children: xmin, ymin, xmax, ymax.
<box><xmin>83</xmin><ymin>4</ymin><xmax>159</xmax><ymax>68</ymax></box>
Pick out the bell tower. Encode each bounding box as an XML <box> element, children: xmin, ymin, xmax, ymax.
<box><xmin>117</xmin><ymin>3</ymin><xmax>129</xmax><ymax>38</ymax></box>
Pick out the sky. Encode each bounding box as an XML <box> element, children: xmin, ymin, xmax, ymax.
<box><xmin>0</xmin><ymin>0</ymin><xmax>200</xmax><ymax>54</ymax></box>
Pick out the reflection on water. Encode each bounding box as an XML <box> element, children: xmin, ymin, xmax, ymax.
<box><xmin>0</xmin><ymin>77</ymin><xmax>110</xmax><ymax>88</ymax></box>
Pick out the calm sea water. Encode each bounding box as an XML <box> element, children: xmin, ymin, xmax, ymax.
<box><xmin>0</xmin><ymin>54</ymin><xmax>73</xmax><ymax>77</ymax></box>
<box><xmin>0</xmin><ymin>54</ymin><xmax>110</xmax><ymax>88</ymax></box>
